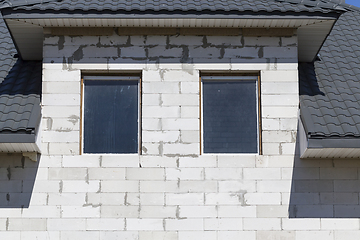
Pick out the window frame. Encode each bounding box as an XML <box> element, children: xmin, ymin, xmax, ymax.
<box><xmin>200</xmin><ymin>75</ymin><xmax>262</xmax><ymax>155</ymax></box>
<box><xmin>80</xmin><ymin>75</ymin><xmax>142</xmax><ymax>155</ymax></box>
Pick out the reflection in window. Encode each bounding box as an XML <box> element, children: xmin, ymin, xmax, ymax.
<box><xmin>83</xmin><ymin>76</ymin><xmax>139</xmax><ymax>154</ymax></box>
<box><xmin>202</xmin><ymin>76</ymin><xmax>259</xmax><ymax>153</ymax></box>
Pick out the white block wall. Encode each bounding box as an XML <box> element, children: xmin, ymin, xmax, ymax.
<box><xmin>0</xmin><ymin>30</ymin><xmax>359</xmax><ymax>240</ymax></box>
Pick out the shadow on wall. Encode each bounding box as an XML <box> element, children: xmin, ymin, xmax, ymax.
<box><xmin>298</xmin><ymin>62</ymin><xmax>325</xmax><ymax>97</ymax></box>
<box><xmin>0</xmin><ymin>58</ymin><xmax>42</xmax><ymax>95</ymax></box>
<box><xmin>43</xmin><ymin>34</ymin><xmax>298</xmax><ymax>66</ymax></box>
<box><xmin>289</xmin><ymin>130</ymin><xmax>360</xmax><ymax>218</ymax></box>
<box><xmin>0</xmin><ymin>154</ymin><xmax>39</xmax><ymax>208</ymax></box>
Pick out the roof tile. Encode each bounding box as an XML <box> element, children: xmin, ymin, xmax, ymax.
<box><xmin>0</xmin><ymin>12</ymin><xmax>42</xmax><ymax>134</ymax></box>
<box><xmin>300</xmin><ymin>10</ymin><xmax>360</xmax><ymax>138</ymax></box>
<box><xmin>9</xmin><ymin>0</ymin><xmax>345</xmax><ymax>14</ymax></box>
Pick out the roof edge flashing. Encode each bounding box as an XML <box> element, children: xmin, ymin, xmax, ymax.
<box><xmin>0</xmin><ymin>132</ymin><xmax>36</xmax><ymax>143</ymax></box>
<box><xmin>300</xmin><ymin>119</ymin><xmax>360</xmax><ymax>159</ymax></box>
<box><xmin>0</xmin><ymin>119</ymin><xmax>41</xmax><ymax>153</ymax></box>
<box><xmin>7</xmin><ymin>17</ymin><xmax>337</xmax><ymax>29</ymax></box>
<box><xmin>307</xmin><ymin>138</ymin><xmax>360</xmax><ymax>149</ymax></box>
<box><xmin>300</xmin><ymin>115</ymin><xmax>360</xmax><ymax>147</ymax></box>
<box><xmin>1</xmin><ymin>9</ymin><xmax>341</xmax><ymax>20</ymax></box>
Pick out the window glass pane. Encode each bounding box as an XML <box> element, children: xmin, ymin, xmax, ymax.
<box><xmin>84</xmin><ymin>80</ymin><xmax>138</xmax><ymax>153</ymax></box>
<box><xmin>203</xmin><ymin>80</ymin><xmax>258</xmax><ymax>153</ymax></box>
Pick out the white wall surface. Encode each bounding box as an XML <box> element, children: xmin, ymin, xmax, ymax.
<box><xmin>0</xmin><ymin>30</ymin><xmax>358</xmax><ymax>240</ymax></box>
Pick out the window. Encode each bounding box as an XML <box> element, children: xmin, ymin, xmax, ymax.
<box><xmin>201</xmin><ymin>76</ymin><xmax>260</xmax><ymax>154</ymax></box>
<box><xmin>82</xmin><ymin>76</ymin><xmax>140</xmax><ymax>154</ymax></box>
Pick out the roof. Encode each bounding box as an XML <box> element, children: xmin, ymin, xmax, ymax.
<box><xmin>0</xmin><ymin>59</ymin><xmax>41</xmax><ymax>134</ymax></box>
<box><xmin>299</xmin><ymin>9</ymin><xmax>360</xmax><ymax>148</ymax></box>
<box><xmin>0</xmin><ymin>12</ymin><xmax>17</xmax><ymax>83</ymax></box>
<box><xmin>0</xmin><ymin>12</ymin><xmax>41</xmax><ymax>142</ymax></box>
<box><xmin>1</xmin><ymin>0</ymin><xmax>345</xmax><ymax>62</ymax></box>
<box><xmin>4</xmin><ymin>0</ymin><xmax>346</xmax><ymax>14</ymax></box>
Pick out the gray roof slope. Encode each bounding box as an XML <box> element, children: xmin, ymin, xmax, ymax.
<box><xmin>0</xmin><ymin>12</ymin><xmax>16</xmax><ymax>84</ymax></box>
<box><xmin>300</xmin><ymin>9</ymin><xmax>360</xmax><ymax>139</ymax></box>
<box><xmin>0</xmin><ymin>59</ymin><xmax>42</xmax><ymax>134</ymax></box>
<box><xmin>7</xmin><ymin>0</ymin><xmax>346</xmax><ymax>14</ymax></box>
<box><xmin>0</xmin><ymin>12</ymin><xmax>41</xmax><ymax>135</ymax></box>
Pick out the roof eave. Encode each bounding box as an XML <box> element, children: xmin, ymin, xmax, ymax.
<box><xmin>0</xmin><ymin>132</ymin><xmax>36</xmax><ymax>143</ymax></box>
<box><xmin>0</xmin><ymin>132</ymin><xmax>41</xmax><ymax>153</ymax></box>
<box><xmin>4</xmin><ymin>15</ymin><xmax>339</xmax><ymax>61</ymax></box>
<box><xmin>301</xmin><ymin>138</ymin><xmax>360</xmax><ymax>158</ymax></box>
<box><xmin>1</xmin><ymin>8</ymin><xmax>343</xmax><ymax>20</ymax></box>
<box><xmin>0</xmin><ymin>123</ymin><xmax>41</xmax><ymax>153</ymax></box>
<box><xmin>299</xmin><ymin>117</ymin><xmax>360</xmax><ymax>159</ymax></box>
<box><xmin>308</xmin><ymin>138</ymin><xmax>360</xmax><ymax>149</ymax></box>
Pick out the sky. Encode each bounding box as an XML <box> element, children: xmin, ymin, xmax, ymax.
<box><xmin>346</xmin><ymin>0</ymin><xmax>360</xmax><ymax>7</ymax></box>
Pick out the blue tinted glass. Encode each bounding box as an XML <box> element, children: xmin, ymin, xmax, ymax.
<box><xmin>203</xmin><ymin>80</ymin><xmax>258</xmax><ymax>153</ymax></box>
<box><xmin>84</xmin><ymin>80</ymin><xmax>138</xmax><ymax>153</ymax></box>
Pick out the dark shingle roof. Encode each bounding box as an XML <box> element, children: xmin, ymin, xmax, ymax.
<box><xmin>0</xmin><ymin>59</ymin><xmax>42</xmax><ymax>134</ymax></box>
<box><xmin>0</xmin><ymin>59</ymin><xmax>42</xmax><ymax>133</ymax></box>
<box><xmin>300</xmin><ymin>10</ymin><xmax>360</xmax><ymax>139</ymax></box>
<box><xmin>8</xmin><ymin>0</ymin><xmax>346</xmax><ymax>14</ymax></box>
<box><xmin>0</xmin><ymin>12</ymin><xmax>41</xmax><ymax>135</ymax></box>
<box><xmin>0</xmin><ymin>12</ymin><xmax>16</xmax><ymax>83</ymax></box>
